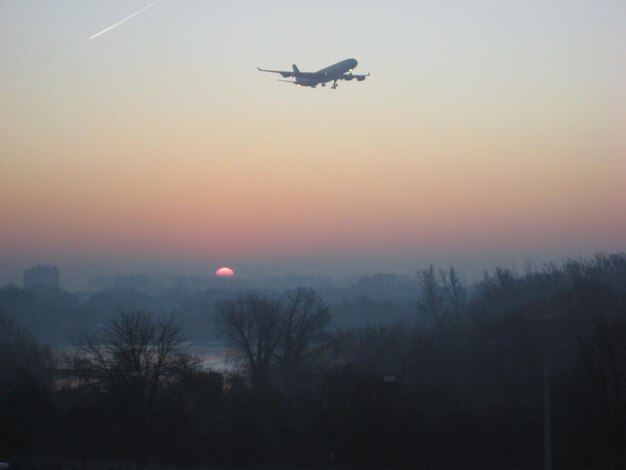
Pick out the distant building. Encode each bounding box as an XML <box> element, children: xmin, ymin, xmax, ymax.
<box><xmin>23</xmin><ymin>265</ymin><xmax>60</xmax><ymax>290</ymax></box>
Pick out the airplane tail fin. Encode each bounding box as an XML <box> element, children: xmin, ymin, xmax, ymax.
<box><xmin>292</xmin><ymin>64</ymin><xmax>300</xmax><ymax>74</ymax></box>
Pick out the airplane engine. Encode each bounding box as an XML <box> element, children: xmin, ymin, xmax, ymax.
<box><xmin>344</xmin><ymin>75</ymin><xmax>354</xmax><ymax>81</ymax></box>
<box><xmin>356</xmin><ymin>76</ymin><xmax>365</xmax><ymax>81</ymax></box>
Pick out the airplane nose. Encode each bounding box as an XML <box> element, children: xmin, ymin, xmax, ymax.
<box><xmin>351</xmin><ymin>59</ymin><xmax>358</xmax><ymax>68</ymax></box>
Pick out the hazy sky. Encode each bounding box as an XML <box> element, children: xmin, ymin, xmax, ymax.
<box><xmin>1</xmin><ymin>0</ymin><xmax>625</xmax><ymax>288</ymax></box>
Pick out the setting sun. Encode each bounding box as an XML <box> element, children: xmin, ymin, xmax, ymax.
<box><xmin>215</xmin><ymin>267</ymin><xmax>235</xmax><ymax>278</ymax></box>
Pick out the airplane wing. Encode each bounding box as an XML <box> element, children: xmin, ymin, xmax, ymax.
<box><xmin>338</xmin><ymin>73</ymin><xmax>370</xmax><ymax>82</ymax></box>
<box><xmin>257</xmin><ymin>67</ymin><xmax>295</xmax><ymax>78</ymax></box>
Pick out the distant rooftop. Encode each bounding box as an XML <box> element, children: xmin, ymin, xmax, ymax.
<box><xmin>23</xmin><ymin>264</ymin><xmax>60</xmax><ymax>290</ymax></box>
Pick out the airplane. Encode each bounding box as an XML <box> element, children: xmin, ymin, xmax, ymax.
<box><xmin>257</xmin><ymin>58</ymin><xmax>369</xmax><ymax>89</ymax></box>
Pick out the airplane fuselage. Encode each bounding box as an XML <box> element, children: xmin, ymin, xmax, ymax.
<box><xmin>295</xmin><ymin>58</ymin><xmax>358</xmax><ymax>87</ymax></box>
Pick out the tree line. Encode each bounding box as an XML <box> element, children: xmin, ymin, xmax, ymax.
<box><xmin>1</xmin><ymin>253</ymin><xmax>625</xmax><ymax>468</ymax></box>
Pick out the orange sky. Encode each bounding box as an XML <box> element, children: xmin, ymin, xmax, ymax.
<box><xmin>1</xmin><ymin>1</ymin><xmax>625</xmax><ymax>287</ymax></box>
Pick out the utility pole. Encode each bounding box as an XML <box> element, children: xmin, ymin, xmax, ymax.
<box><xmin>542</xmin><ymin>315</ymin><xmax>552</xmax><ymax>470</ymax></box>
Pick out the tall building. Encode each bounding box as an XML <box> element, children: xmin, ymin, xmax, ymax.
<box><xmin>23</xmin><ymin>265</ymin><xmax>60</xmax><ymax>290</ymax></box>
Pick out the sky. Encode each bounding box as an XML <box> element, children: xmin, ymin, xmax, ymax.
<box><xmin>1</xmin><ymin>0</ymin><xmax>625</xmax><ymax>289</ymax></box>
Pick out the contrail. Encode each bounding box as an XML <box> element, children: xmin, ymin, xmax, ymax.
<box><xmin>88</xmin><ymin>0</ymin><xmax>160</xmax><ymax>40</ymax></box>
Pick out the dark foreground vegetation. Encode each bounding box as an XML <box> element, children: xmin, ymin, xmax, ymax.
<box><xmin>1</xmin><ymin>253</ymin><xmax>625</xmax><ymax>469</ymax></box>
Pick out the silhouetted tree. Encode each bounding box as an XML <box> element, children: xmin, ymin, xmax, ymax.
<box><xmin>276</xmin><ymin>287</ymin><xmax>332</xmax><ymax>376</ymax></box>
<box><xmin>0</xmin><ymin>309</ymin><xmax>53</xmax><ymax>388</ymax></box>
<box><xmin>215</xmin><ymin>293</ymin><xmax>283</xmax><ymax>391</ymax></box>
<box><xmin>564</xmin><ymin>287</ymin><xmax>626</xmax><ymax>467</ymax></box>
<box><xmin>418</xmin><ymin>265</ymin><xmax>445</xmax><ymax>332</ymax></box>
<box><xmin>440</xmin><ymin>266</ymin><xmax>466</xmax><ymax>325</ymax></box>
<box><xmin>73</xmin><ymin>311</ymin><xmax>197</xmax><ymax>470</ymax></box>
<box><xmin>351</xmin><ymin>322</ymin><xmax>409</xmax><ymax>378</ymax></box>
<box><xmin>0</xmin><ymin>309</ymin><xmax>55</xmax><ymax>457</ymax></box>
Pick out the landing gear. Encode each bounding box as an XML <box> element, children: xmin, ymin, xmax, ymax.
<box><xmin>331</xmin><ymin>81</ymin><xmax>338</xmax><ymax>90</ymax></box>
